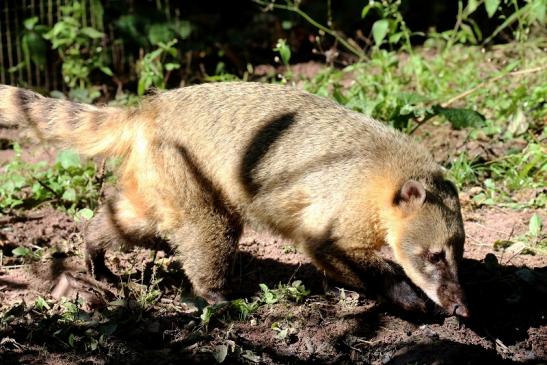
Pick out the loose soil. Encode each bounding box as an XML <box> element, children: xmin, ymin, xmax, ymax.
<box><xmin>0</xmin><ymin>89</ymin><xmax>545</xmax><ymax>364</ymax></box>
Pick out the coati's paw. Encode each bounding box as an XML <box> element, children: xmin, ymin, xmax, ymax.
<box><xmin>383</xmin><ymin>278</ymin><xmax>427</xmax><ymax>313</ymax></box>
<box><xmin>198</xmin><ymin>290</ymin><xmax>228</xmax><ymax>305</ymax></box>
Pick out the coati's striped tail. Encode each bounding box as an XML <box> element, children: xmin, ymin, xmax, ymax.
<box><xmin>0</xmin><ymin>85</ymin><xmax>138</xmax><ymax>157</ymax></box>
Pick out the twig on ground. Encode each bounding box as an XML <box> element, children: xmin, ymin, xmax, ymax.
<box><xmin>442</xmin><ymin>65</ymin><xmax>547</xmax><ymax>107</ymax></box>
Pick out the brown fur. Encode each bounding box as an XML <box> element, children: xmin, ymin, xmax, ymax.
<box><xmin>0</xmin><ymin>82</ymin><xmax>467</xmax><ymax>315</ymax></box>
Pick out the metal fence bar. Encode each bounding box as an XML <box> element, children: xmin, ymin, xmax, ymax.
<box><xmin>14</xmin><ymin>1</ymin><xmax>25</xmax><ymax>84</ymax></box>
<box><xmin>4</xmin><ymin>1</ymin><xmax>15</xmax><ymax>85</ymax></box>
<box><xmin>0</xmin><ymin>5</ymin><xmax>5</xmax><ymax>84</ymax></box>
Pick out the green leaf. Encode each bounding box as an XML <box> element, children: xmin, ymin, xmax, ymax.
<box><xmin>22</xmin><ymin>32</ymin><xmax>48</xmax><ymax>67</ymax></box>
<box><xmin>388</xmin><ymin>32</ymin><xmax>403</xmax><ymax>44</ymax></box>
<box><xmin>372</xmin><ymin>19</ymin><xmax>389</xmax><ymax>46</ymax></box>
<box><xmin>35</xmin><ymin>296</ymin><xmax>50</xmax><ymax>311</ymax></box>
<box><xmin>100</xmin><ymin>66</ymin><xmax>113</xmax><ymax>76</ymax></box>
<box><xmin>507</xmin><ymin>109</ymin><xmax>528</xmax><ymax>137</ymax></box>
<box><xmin>80</xmin><ymin>27</ymin><xmax>104</xmax><ymax>39</ymax></box>
<box><xmin>62</xmin><ymin>188</ymin><xmax>77</xmax><ymax>202</ymax></box>
<box><xmin>200</xmin><ymin>306</ymin><xmax>214</xmax><ymax>325</ymax></box>
<box><xmin>274</xmin><ymin>39</ymin><xmax>291</xmax><ymax>66</ymax></box>
<box><xmin>259</xmin><ymin>283</ymin><xmax>269</xmax><ymax>293</ymax></box>
<box><xmin>397</xmin><ymin>92</ymin><xmax>429</xmax><ymax>104</ymax></box>
<box><xmin>11</xmin><ymin>174</ymin><xmax>26</xmax><ymax>189</ymax></box>
<box><xmin>23</xmin><ymin>16</ymin><xmax>39</xmax><ymax>31</ymax></box>
<box><xmin>213</xmin><ymin>344</ymin><xmax>228</xmax><ymax>363</ymax></box>
<box><xmin>148</xmin><ymin>24</ymin><xmax>173</xmax><ymax>45</ymax></box>
<box><xmin>432</xmin><ymin>105</ymin><xmax>485</xmax><ymax>129</ymax></box>
<box><xmin>56</xmin><ymin>150</ymin><xmax>81</xmax><ymax>169</ymax></box>
<box><xmin>529</xmin><ymin>214</ymin><xmax>542</xmax><ymax>238</ymax></box>
<box><xmin>12</xmin><ymin>246</ymin><xmax>31</xmax><ymax>257</ymax></box>
<box><xmin>76</xmin><ymin>208</ymin><xmax>94</xmax><ymax>221</ymax></box>
<box><xmin>530</xmin><ymin>0</ymin><xmax>546</xmax><ymax>23</ymax></box>
<box><xmin>165</xmin><ymin>63</ymin><xmax>180</xmax><ymax>71</ymax></box>
<box><xmin>361</xmin><ymin>4</ymin><xmax>373</xmax><ymax>19</ymax></box>
<box><xmin>484</xmin><ymin>0</ymin><xmax>501</xmax><ymax>18</ymax></box>
<box><xmin>467</xmin><ymin>0</ymin><xmax>480</xmax><ymax>14</ymax></box>
<box><xmin>172</xmin><ymin>20</ymin><xmax>192</xmax><ymax>39</ymax></box>
<box><xmin>68</xmin><ymin>333</ymin><xmax>76</xmax><ymax>347</ymax></box>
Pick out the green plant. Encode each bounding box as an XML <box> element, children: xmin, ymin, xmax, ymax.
<box><xmin>274</xmin><ymin>38</ymin><xmax>292</xmax><ymax>67</ymax></box>
<box><xmin>271</xmin><ymin>319</ymin><xmax>298</xmax><ymax>341</ymax></box>
<box><xmin>305</xmin><ymin>49</ymin><xmax>487</xmax><ymax>131</ymax></box>
<box><xmin>200</xmin><ymin>281</ymin><xmax>310</xmax><ymax>326</ymax></box>
<box><xmin>471</xmin><ymin>143</ymin><xmax>546</xmax><ymax>208</ymax></box>
<box><xmin>230</xmin><ymin>298</ymin><xmax>261</xmax><ymax>319</ymax></box>
<box><xmin>362</xmin><ymin>0</ymin><xmax>417</xmax><ymax>51</ymax></box>
<box><xmin>0</xmin><ymin>144</ymin><xmax>106</xmax><ymax>215</ymax></box>
<box><xmin>483</xmin><ymin>0</ymin><xmax>546</xmax><ymax>44</ymax></box>
<box><xmin>448</xmin><ymin>153</ymin><xmax>479</xmax><ymax>188</ymax></box>
<box><xmin>273</xmin><ymin>38</ymin><xmax>292</xmax><ymax>82</ymax></box>
<box><xmin>137</xmin><ymin>39</ymin><xmax>180</xmax><ymax>95</ymax></box>
<box><xmin>258</xmin><ymin>281</ymin><xmax>310</xmax><ymax>304</ymax></box>
<box><xmin>34</xmin><ymin>297</ymin><xmax>51</xmax><ymax>312</ymax></box>
<box><xmin>253</xmin><ymin>0</ymin><xmax>365</xmax><ymax>59</ymax></box>
<box><xmin>526</xmin><ymin>214</ymin><xmax>546</xmax><ymax>253</ymax></box>
<box><xmin>43</xmin><ymin>1</ymin><xmax>111</xmax><ymax>102</ymax></box>
<box><xmin>12</xmin><ymin>246</ymin><xmax>43</xmax><ymax>262</ymax></box>
<box><xmin>55</xmin><ymin>298</ymin><xmax>112</xmax><ymax>351</ymax></box>
<box><xmin>494</xmin><ymin>214</ymin><xmax>546</xmax><ymax>255</ymax></box>
<box><xmin>21</xmin><ymin>17</ymin><xmax>49</xmax><ymax>71</ymax></box>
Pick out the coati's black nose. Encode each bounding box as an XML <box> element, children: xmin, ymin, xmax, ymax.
<box><xmin>451</xmin><ymin>302</ymin><xmax>469</xmax><ymax>318</ymax></box>
<box><xmin>439</xmin><ymin>281</ymin><xmax>469</xmax><ymax>318</ymax></box>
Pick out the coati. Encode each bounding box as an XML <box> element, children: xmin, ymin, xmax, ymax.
<box><xmin>0</xmin><ymin>82</ymin><xmax>468</xmax><ymax>317</ymax></box>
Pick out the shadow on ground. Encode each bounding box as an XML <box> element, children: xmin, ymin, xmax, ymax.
<box><xmin>0</xmin><ymin>246</ymin><xmax>545</xmax><ymax>364</ymax></box>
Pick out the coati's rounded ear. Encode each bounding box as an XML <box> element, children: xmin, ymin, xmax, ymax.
<box><xmin>397</xmin><ymin>180</ymin><xmax>426</xmax><ymax>210</ymax></box>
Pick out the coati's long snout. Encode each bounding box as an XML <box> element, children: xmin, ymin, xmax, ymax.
<box><xmin>439</xmin><ymin>280</ymin><xmax>469</xmax><ymax>317</ymax></box>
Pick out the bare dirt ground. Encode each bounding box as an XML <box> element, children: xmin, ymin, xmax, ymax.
<box><xmin>0</xmin><ymin>113</ymin><xmax>546</xmax><ymax>364</ymax></box>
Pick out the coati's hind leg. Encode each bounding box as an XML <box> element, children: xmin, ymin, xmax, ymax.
<box><xmin>168</xmin><ymin>208</ymin><xmax>242</xmax><ymax>304</ymax></box>
<box><xmin>85</xmin><ymin>193</ymin><xmax>157</xmax><ymax>281</ymax></box>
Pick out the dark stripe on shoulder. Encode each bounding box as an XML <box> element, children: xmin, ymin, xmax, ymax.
<box><xmin>240</xmin><ymin>112</ymin><xmax>297</xmax><ymax>196</ymax></box>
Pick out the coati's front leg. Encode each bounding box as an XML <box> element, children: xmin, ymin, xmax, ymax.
<box><xmin>305</xmin><ymin>239</ymin><xmax>427</xmax><ymax>312</ymax></box>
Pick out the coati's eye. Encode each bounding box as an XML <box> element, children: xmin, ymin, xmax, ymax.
<box><xmin>427</xmin><ymin>250</ymin><xmax>445</xmax><ymax>264</ymax></box>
